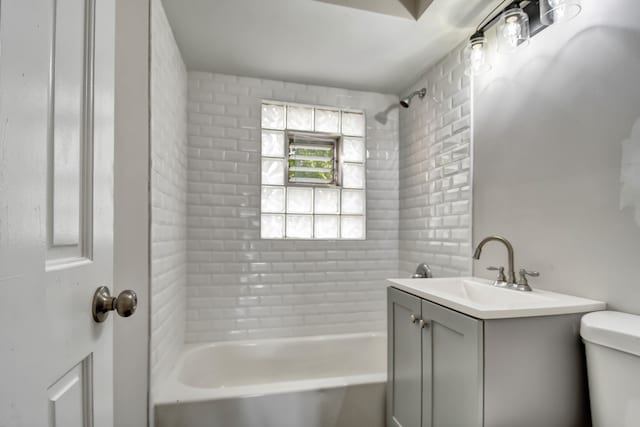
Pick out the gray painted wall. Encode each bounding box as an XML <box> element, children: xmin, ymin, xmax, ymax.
<box><xmin>473</xmin><ymin>0</ymin><xmax>640</xmax><ymax>313</ymax></box>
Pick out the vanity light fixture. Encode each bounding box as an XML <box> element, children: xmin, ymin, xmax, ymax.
<box><xmin>497</xmin><ymin>3</ymin><xmax>530</xmax><ymax>53</ymax></box>
<box><xmin>466</xmin><ymin>0</ymin><xmax>583</xmax><ymax>77</ymax></box>
<box><xmin>540</xmin><ymin>0</ymin><xmax>582</xmax><ymax>25</ymax></box>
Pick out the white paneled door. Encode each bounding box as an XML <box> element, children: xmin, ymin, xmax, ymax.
<box><xmin>0</xmin><ymin>0</ymin><xmax>117</xmax><ymax>426</ymax></box>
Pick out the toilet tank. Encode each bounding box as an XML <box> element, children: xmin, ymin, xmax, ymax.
<box><xmin>581</xmin><ymin>311</ymin><xmax>640</xmax><ymax>427</ymax></box>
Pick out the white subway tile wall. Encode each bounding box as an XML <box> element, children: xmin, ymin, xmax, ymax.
<box><xmin>399</xmin><ymin>42</ymin><xmax>473</xmax><ymax>277</ymax></box>
<box><xmin>187</xmin><ymin>72</ymin><xmax>400</xmax><ymax>342</ymax></box>
<box><xmin>150</xmin><ymin>0</ymin><xmax>187</xmax><ymax>387</ymax></box>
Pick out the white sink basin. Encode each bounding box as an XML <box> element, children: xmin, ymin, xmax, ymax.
<box><xmin>388</xmin><ymin>277</ymin><xmax>606</xmax><ymax>319</ymax></box>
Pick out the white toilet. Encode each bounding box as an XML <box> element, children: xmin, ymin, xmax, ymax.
<box><xmin>581</xmin><ymin>311</ymin><xmax>640</xmax><ymax>427</ymax></box>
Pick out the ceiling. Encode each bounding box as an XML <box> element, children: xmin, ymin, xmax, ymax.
<box><xmin>161</xmin><ymin>0</ymin><xmax>502</xmax><ymax>94</ymax></box>
<box><xmin>314</xmin><ymin>0</ymin><xmax>435</xmax><ymax>21</ymax></box>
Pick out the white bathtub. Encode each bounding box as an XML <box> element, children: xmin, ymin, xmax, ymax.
<box><xmin>155</xmin><ymin>332</ymin><xmax>387</xmax><ymax>427</ymax></box>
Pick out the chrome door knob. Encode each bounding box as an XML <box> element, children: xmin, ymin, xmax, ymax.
<box><xmin>92</xmin><ymin>286</ymin><xmax>138</xmax><ymax>323</ymax></box>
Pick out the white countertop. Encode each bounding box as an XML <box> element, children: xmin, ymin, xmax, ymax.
<box><xmin>388</xmin><ymin>277</ymin><xmax>606</xmax><ymax>320</ymax></box>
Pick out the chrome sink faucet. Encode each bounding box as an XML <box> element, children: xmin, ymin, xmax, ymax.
<box><xmin>473</xmin><ymin>235</ymin><xmax>539</xmax><ymax>292</ymax></box>
<box><xmin>412</xmin><ymin>263</ymin><xmax>433</xmax><ymax>279</ymax></box>
<box><xmin>473</xmin><ymin>235</ymin><xmax>517</xmax><ymax>286</ymax></box>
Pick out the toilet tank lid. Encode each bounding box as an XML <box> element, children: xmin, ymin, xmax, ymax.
<box><xmin>581</xmin><ymin>311</ymin><xmax>640</xmax><ymax>357</ymax></box>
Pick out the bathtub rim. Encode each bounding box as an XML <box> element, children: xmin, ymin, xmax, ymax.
<box><xmin>154</xmin><ymin>331</ymin><xmax>387</xmax><ymax>406</ymax></box>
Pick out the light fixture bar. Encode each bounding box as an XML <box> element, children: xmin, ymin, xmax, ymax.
<box><xmin>465</xmin><ymin>0</ymin><xmax>581</xmax><ymax>77</ymax></box>
<box><xmin>477</xmin><ymin>1</ymin><xmax>545</xmax><ymax>36</ymax></box>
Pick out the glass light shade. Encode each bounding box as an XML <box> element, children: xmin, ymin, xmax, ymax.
<box><xmin>497</xmin><ymin>7</ymin><xmax>530</xmax><ymax>54</ymax></box>
<box><xmin>540</xmin><ymin>0</ymin><xmax>581</xmax><ymax>25</ymax></box>
<box><xmin>464</xmin><ymin>34</ymin><xmax>491</xmax><ymax>76</ymax></box>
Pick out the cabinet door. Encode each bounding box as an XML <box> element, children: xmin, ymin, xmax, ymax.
<box><xmin>387</xmin><ymin>287</ymin><xmax>423</xmax><ymax>427</ymax></box>
<box><xmin>421</xmin><ymin>300</ymin><xmax>483</xmax><ymax>427</ymax></box>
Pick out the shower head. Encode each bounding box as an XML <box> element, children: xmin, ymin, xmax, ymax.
<box><xmin>374</xmin><ymin>111</ymin><xmax>388</xmax><ymax>125</ymax></box>
<box><xmin>400</xmin><ymin>88</ymin><xmax>427</xmax><ymax>108</ymax></box>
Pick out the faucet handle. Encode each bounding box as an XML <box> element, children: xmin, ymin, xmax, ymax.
<box><xmin>412</xmin><ymin>263</ymin><xmax>433</xmax><ymax>279</ymax></box>
<box><xmin>516</xmin><ymin>269</ymin><xmax>539</xmax><ymax>291</ymax></box>
<box><xmin>487</xmin><ymin>266</ymin><xmax>507</xmax><ymax>285</ymax></box>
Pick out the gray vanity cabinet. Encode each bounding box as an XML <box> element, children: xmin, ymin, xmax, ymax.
<box><xmin>421</xmin><ymin>298</ymin><xmax>483</xmax><ymax>427</ymax></box>
<box><xmin>387</xmin><ymin>287</ymin><xmax>422</xmax><ymax>427</ymax></box>
<box><xmin>387</xmin><ymin>287</ymin><xmax>483</xmax><ymax>427</ymax></box>
<box><xmin>387</xmin><ymin>286</ymin><xmax>591</xmax><ymax>427</ymax></box>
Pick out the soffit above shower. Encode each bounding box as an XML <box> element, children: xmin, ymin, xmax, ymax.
<box><xmin>160</xmin><ymin>0</ymin><xmax>503</xmax><ymax>94</ymax></box>
<box><xmin>313</xmin><ymin>0</ymin><xmax>434</xmax><ymax>21</ymax></box>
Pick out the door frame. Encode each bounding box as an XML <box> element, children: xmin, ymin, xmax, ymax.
<box><xmin>113</xmin><ymin>0</ymin><xmax>151</xmax><ymax>426</ymax></box>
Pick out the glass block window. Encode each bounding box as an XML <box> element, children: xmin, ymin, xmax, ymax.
<box><xmin>261</xmin><ymin>101</ymin><xmax>366</xmax><ymax>240</ymax></box>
